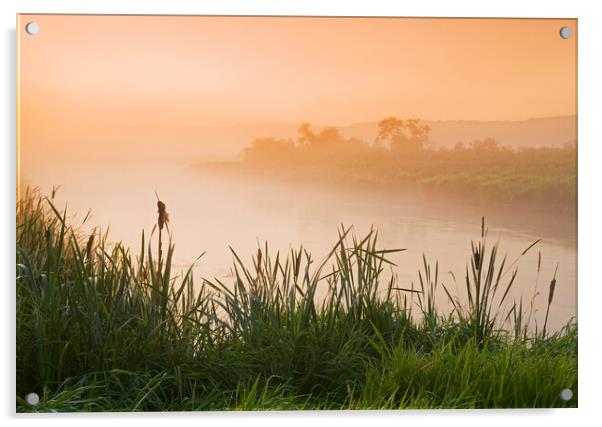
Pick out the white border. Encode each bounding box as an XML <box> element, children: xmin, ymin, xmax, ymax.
<box><xmin>2</xmin><ymin>1</ymin><xmax>601</xmax><ymax>425</ymax></box>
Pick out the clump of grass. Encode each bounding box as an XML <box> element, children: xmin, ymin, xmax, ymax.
<box><xmin>420</xmin><ymin>217</ymin><xmax>542</xmax><ymax>346</ymax></box>
<box><xmin>16</xmin><ymin>188</ymin><xmax>577</xmax><ymax>411</ymax></box>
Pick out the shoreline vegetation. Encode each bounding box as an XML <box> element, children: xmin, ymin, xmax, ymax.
<box><xmin>200</xmin><ymin>118</ymin><xmax>577</xmax><ymax>214</ymax></box>
<box><xmin>16</xmin><ymin>189</ymin><xmax>577</xmax><ymax>411</ymax></box>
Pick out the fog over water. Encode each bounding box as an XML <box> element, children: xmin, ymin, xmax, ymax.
<box><xmin>25</xmin><ymin>163</ymin><xmax>576</xmax><ymax>333</ymax></box>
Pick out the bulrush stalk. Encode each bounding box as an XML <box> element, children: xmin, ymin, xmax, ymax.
<box><xmin>543</xmin><ymin>263</ymin><xmax>559</xmax><ymax>337</ymax></box>
<box><xmin>155</xmin><ymin>192</ymin><xmax>169</xmax><ymax>283</ymax></box>
<box><xmin>85</xmin><ymin>231</ymin><xmax>95</xmax><ymax>262</ymax></box>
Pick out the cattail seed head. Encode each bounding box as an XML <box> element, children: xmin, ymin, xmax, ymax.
<box><xmin>474</xmin><ymin>248</ymin><xmax>480</xmax><ymax>267</ymax></box>
<box><xmin>85</xmin><ymin>233</ymin><xmax>95</xmax><ymax>260</ymax></box>
<box><xmin>157</xmin><ymin>200</ymin><xmax>169</xmax><ymax>230</ymax></box>
<box><xmin>548</xmin><ymin>278</ymin><xmax>557</xmax><ymax>305</ymax></box>
<box><xmin>51</xmin><ymin>185</ymin><xmax>59</xmax><ymax>200</ymax></box>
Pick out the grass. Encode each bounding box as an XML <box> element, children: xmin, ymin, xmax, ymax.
<box><xmin>16</xmin><ymin>188</ymin><xmax>577</xmax><ymax>411</ymax></box>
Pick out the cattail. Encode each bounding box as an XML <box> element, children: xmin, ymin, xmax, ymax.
<box><xmin>543</xmin><ymin>263</ymin><xmax>559</xmax><ymax>338</ymax></box>
<box><xmin>474</xmin><ymin>248</ymin><xmax>481</xmax><ymax>267</ymax></box>
<box><xmin>548</xmin><ymin>278</ymin><xmax>557</xmax><ymax>305</ymax></box>
<box><xmin>157</xmin><ymin>200</ymin><xmax>169</xmax><ymax>231</ymax></box>
<box><xmin>85</xmin><ymin>232</ymin><xmax>95</xmax><ymax>260</ymax></box>
<box><xmin>155</xmin><ymin>194</ymin><xmax>169</xmax><ymax>284</ymax></box>
<box><xmin>257</xmin><ymin>248</ymin><xmax>262</xmax><ymax>271</ymax></box>
<box><xmin>51</xmin><ymin>185</ymin><xmax>60</xmax><ymax>200</ymax></box>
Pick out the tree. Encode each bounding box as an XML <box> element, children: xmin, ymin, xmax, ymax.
<box><xmin>375</xmin><ymin>117</ymin><xmax>430</xmax><ymax>153</ymax></box>
<box><xmin>375</xmin><ymin>117</ymin><xmax>403</xmax><ymax>148</ymax></box>
<box><xmin>405</xmin><ymin>119</ymin><xmax>430</xmax><ymax>148</ymax></box>
<box><xmin>297</xmin><ymin>123</ymin><xmax>343</xmax><ymax>149</ymax></box>
<box><xmin>297</xmin><ymin>122</ymin><xmax>315</xmax><ymax>147</ymax></box>
<box><xmin>469</xmin><ymin>138</ymin><xmax>500</xmax><ymax>153</ymax></box>
<box><xmin>243</xmin><ymin>137</ymin><xmax>295</xmax><ymax>163</ymax></box>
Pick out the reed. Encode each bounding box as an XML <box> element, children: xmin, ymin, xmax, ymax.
<box><xmin>542</xmin><ymin>263</ymin><xmax>559</xmax><ymax>338</ymax></box>
<box><xmin>15</xmin><ymin>189</ymin><xmax>577</xmax><ymax>411</ymax></box>
<box><xmin>85</xmin><ymin>232</ymin><xmax>95</xmax><ymax>261</ymax></box>
<box><xmin>154</xmin><ymin>192</ymin><xmax>169</xmax><ymax>284</ymax></box>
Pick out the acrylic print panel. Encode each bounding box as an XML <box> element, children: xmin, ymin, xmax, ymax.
<box><xmin>16</xmin><ymin>15</ymin><xmax>577</xmax><ymax>411</ymax></box>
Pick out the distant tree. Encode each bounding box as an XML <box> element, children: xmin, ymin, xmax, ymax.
<box><xmin>318</xmin><ymin>127</ymin><xmax>343</xmax><ymax>144</ymax></box>
<box><xmin>469</xmin><ymin>138</ymin><xmax>500</xmax><ymax>152</ymax></box>
<box><xmin>375</xmin><ymin>117</ymin><xmax>403</xmax><ymax>148</ymax></box>
<box><xmin>454</xmin><ymin>141</ymin><xmax>467</xmax><ymax>151</ymax></box>
<box><xmin>297</xmin><ymin>123</ymin><xmax>343</xmax><ymax>149</ymax></box>
<box><xmin>375</xmin><ymin>117</ymin><xmax>430</xmax><ymax>153</ymax></box>
<box><xmin>243</xmin><ymin>137</ymin><xmax>295</xmax><ymax>163</ymax></box>
<box><xmin>297</xmin><ymin>122</ymin><xmax>315</xmax><ymax>147</ymax></box>
<box><xmin>405</xmin><ymin>119</ymin><xmax>430</xmax><ymax>147</ymax></box>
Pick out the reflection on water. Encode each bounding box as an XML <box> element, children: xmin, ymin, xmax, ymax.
<box><xmin>27</xmin><ymin>164</ymin><xmax>577</xmax><ymax>333</ymax></box>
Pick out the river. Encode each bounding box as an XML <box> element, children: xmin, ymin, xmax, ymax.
<box><xmin>26</xmin><ymin>163</ymin><xmax>577</xmax><ymax>333</ymax></box>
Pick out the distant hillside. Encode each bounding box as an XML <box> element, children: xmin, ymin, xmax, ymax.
<box><xmin>24</xmin><ymin>116</ymin><xmax>576</xmax><ymax>172</ymax></box>
<box><xmin>339</xmin><ymin>116</ymin><xmax>576</xmax><ymax>149</ymax></box>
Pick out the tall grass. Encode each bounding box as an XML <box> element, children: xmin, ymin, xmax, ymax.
<box><xmin>16</xmin><ymin>188</ymin><xmax>577</xmax><ymax>411</ymax></box>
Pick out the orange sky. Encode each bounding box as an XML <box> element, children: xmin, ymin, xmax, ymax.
<box><xmin>19</xmin><ymin>15</ymin><xmax>576</xmax><ymax>130</ymax></box>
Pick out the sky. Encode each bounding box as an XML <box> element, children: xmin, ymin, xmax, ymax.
<box><xmin>19</xmin><ymin>15</ymin><xmax>576</xmax><ymax>129</ymax></box>
<box><xmin>17</xmin><ymin>14</ymin><xmax>577</xmax><ymax>176</ymax></box>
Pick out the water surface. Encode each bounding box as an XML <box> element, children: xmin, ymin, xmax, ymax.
<box><xmin>27</xmin><ymin>164</ymin><xmax>577</xmax><ymax>333</ymax></box>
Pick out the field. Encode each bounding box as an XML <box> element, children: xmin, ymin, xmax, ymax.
<box><xmin>16</xmin><ymin>189</ymin><xmax>577</xmax><ymax>411</ymax></box>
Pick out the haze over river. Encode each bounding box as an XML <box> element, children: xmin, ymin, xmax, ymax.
<box><xmin>27</xmin><ymin>164</ymin><xmax>576</xmax><ymax>333</ymax></box>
